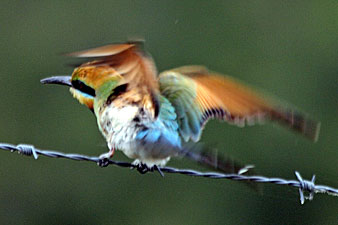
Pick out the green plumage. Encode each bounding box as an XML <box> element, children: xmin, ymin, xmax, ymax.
<box><xmin>159</xmin><ymin>70</ymin><xmax>204</xmax><ymax>142</ymax></box>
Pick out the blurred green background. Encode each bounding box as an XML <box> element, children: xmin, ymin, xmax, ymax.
<box><xmin>0</xmin><ymin>1</ymin><xmax>337</xmax><ymax>224</ymax></box>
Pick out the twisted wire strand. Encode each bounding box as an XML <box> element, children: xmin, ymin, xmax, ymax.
<box><xmin>1</xmin><ymin>142</ymin><xmax>337</xmax><ymax>204</ymax></box>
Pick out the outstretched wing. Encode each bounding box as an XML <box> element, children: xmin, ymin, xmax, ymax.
<box><xmin>68</xmin><ymin>42</ymin><xmax>160</xmax><ymax>118</ymax></box>
<box><xmin>159</xmin><ymin>66</ymin><xmax>320</xmax><ymax>142</ymax></box>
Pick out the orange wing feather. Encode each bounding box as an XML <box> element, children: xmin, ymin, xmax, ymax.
<box><xmin>69</xmin><ymin>42</ymin><xmax>160</xmax><ymax>118</ymax></box>
<box><xmin>192</xmin><ymin>73</ymin><xmax>271</xmax><ymax>124</ymax></box>
<box><xmin>160</xmin><ymin>66</ymin><xmax>320</xmax><ymax>142</ymax></box>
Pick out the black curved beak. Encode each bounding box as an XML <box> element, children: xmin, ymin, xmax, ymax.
<box><xmin>40</xmin><ymin>76</ymin><xmax>72</xmax><ymax>87</ymax></box>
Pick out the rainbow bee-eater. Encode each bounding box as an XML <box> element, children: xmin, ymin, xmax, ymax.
<box><xmin>41</xmin><ymin>41</ymin><xmax>320</xmax><ymax>173</ymax></box>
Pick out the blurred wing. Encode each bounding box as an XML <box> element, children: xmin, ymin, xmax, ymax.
<box><xmin>68</xmin><ymin>42</ymin><xmax>160</xmax><ymax>117</ymax></box>
<box><xmin>159</xmin><ymin>65</ymin><xmax>320</xmax><ymax>142</ymax></box>
<box><xmin>67</xmin><ymin>43</ymin><xmax>135</xmax><ymax>57</ymax></box>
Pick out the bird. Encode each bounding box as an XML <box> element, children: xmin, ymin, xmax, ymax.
<box><xmin>41</xmin><ymin>41</ymin><xmax>320</xmax><ymax>173</ymax></box>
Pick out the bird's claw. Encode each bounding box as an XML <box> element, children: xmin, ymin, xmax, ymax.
<box><xmin>136</xmin><ymin>163</ymin><xmax>151</xmax><ymax>174</ymax></box>
<box><xmin>97</xmin><ymin>148</ymin><xmax>115</xmax><ymax>168</ymax></box>
<box><xmin>134</xmin><ymin>163</ymin><xmax>164</xmax><ymax>177</ymax></box>
<box><xmin>97</xmin><ymin>157</ymin><xmax>110</xmax><ymax>167</ymax></box>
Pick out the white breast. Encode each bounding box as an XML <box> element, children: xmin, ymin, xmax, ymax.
<box><xmin>97</xmin><ymin>104</ymin><xmax>176</xmax><ymax>167</ymax></box>
<box><xmin>98</xmin><ymin>104</ymin><xmax>138</xmax><ymax>154</ymax></box>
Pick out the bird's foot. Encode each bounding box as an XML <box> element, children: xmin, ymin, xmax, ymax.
<box><xmin>97</xmin><ymin>148</ymin><xmax>115</xmax><ymax>168</ymax></box>
<box><xmin>136</xmin><ymin>163</ymin><xmax>151</xmax><ymax>174</ymax></box>
<box><xmin>97</xmin><ymin>157</ymin><xmax>110</xmax><ymax>167</ymax></box>
<box><xmin>132</xmin><ymin>160</ymin><xmax>164</xmax><ymax>176</ymax></box>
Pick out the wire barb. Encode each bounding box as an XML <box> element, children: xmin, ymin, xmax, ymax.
<box><xmin>295</xmin><ymin>171</ymin><xmax>316</xmax><ymax>204</ymax></box>
<box><xmin>17</xmin><ymin>144</ymin><xmax>39</xmax><ymax>159</ymax></box>
<box><xmin>0</xmin><ymin>142</ymin><xmax>337</xmax><ymax>204</ymax></box>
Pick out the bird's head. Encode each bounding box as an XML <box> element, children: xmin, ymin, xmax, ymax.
<box><xmin>41</xmin><ymin>65</ymin><xmax>124</xmax><ymax>111</ymax></box>
<box><xmin>41</xmin><ymin>42</ymin><xmax>159</xmax><ymax>117</ymax></box>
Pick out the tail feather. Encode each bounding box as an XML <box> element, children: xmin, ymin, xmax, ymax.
<box><xmin>270</xmin><ymin>109</ymin><xmax>320</xmax><ymax>142</ymax></box>
<box><xmin>184</xmin><ymin>150</ymin><xmax>252</xmax><ymax>175</ymax></box>
<box><xmin>181</xmin><ymin>144</ymin><xmax>260</xmax><ymax>192</ymax></box>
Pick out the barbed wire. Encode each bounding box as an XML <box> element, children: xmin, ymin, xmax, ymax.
<box><xmin>1</xmin><ymin>142</ymin><xmax>337</xmax><ymax>204</ymax></box>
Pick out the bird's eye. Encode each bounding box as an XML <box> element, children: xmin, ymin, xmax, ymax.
<box><xmin>71</xmin><ymin>80</ymin><xmax>96</xmax><ymax>97</ymax></box>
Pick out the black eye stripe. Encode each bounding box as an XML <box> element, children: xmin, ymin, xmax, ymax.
<box><xmin>106</xmin><ymin>84</ymin><xmax>128</xmax><ymax>105</ymax></box>
<box><xmin>113</xmin><ymin>84</ymin><xmax>128</xmax><ymax>97</ymax></box>
<box><xmin>71</xmin><ymin>80</ymin><xmax>96</xmax><ymax>97</ymax></box>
